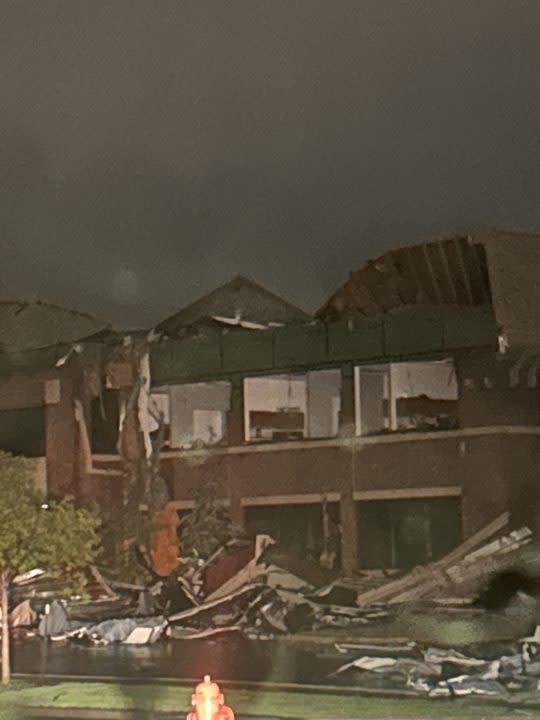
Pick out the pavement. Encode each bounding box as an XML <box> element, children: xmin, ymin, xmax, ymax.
<box><xmin>11</xmin><ymin>637</ymin><xmax>338</xmax><ymax>685</ymax></box>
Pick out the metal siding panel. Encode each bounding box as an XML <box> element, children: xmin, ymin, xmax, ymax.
<box><xmin>149</xmin><ymin>344</ymin><xmax>173</xmax><ymax>384</ymax></box>
<box><xmin>384</xmin><ymin>309</ymin><xmax>443</xmax><ymax>356</ymax></box>
<box><xmin>152</xmin><ymin>335</ymin><xmax>222</xmax><ymax>382</ymax></box>
<box><xmin>328</xmin><ymin>318</ymin><xmax>384</xmax><ymax>361</ymax></box>
<box><xmin>222</xmin><ymin>330</ymin><xmax>274</xmax><ymax>372</ymax></box>
<box><xmin>273</xmin><ymin>324</ymin><xmax>327</xmax><ymax>368</ymax></box>
<box><xmin>152</xmin><ymin>307</ymin><xmax>497</xmax><ymax>385</ymax></box>
<box><xmin>175</xmin><ymin>335</ymin><xmax>222</xmax><ymax>375</ymax></box>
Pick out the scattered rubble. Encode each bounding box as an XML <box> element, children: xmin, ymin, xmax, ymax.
<box><xmin>11</xmin><ymin>514</ymin><xmax>540</xmax><ymax>704</ymax></box>
<box><xmin>329</xmin><ymin>636</ymin><xmax>540</xmax><ymax>701</ymax></box>
<box><xmin>74</xmin><ymin>616</ymin><xmax>166</xmax><ymax>645</ymax></box>
<box><xmin>9</xmin><ymin>599</ymin><xmax>35</xmax><ymax>629</ymax></box>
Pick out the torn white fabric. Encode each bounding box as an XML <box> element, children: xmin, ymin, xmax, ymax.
<box><xmin>138</xmin><ymin>351</ymin><xmax>153</xmax><ymax>459</ymax></box>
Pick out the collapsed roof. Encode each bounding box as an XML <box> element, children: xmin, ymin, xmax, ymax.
<box><xmin>318</xmin><ymin>230</ymin><xmax>540</xmax><ymax>350</ymax></box>
<box><xmin>0</xmin><ymin>300</ymin><xmax>111</xmax><ymax>353</ymax></box>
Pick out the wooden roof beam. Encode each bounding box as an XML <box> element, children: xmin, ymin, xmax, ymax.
<box><xmin>347</xmin><ymin>275</ymin><xmax>382</xmax><ymax>315</ymax></box>
<box><xmin>438</xmin><ymin>241</ymin><xmax>458</xmax><ymax>304</ymax></box>
<box><xmin>422</xmin><ymin>243</ymin><xmax>444</xmax><ymax>303</ymax></box>
<box><xmin>468</xmin><ymin>236</ymin><xmax>491</xmax><ymax>303</ymax></box>
<box><xmin>453</xmin><ymin>238</ymin><xmax>475</xmax><ymax>305</ymax></box>
<box><xmin>405</xmin><ymin>247</ymin><xmax>430</xmax><ymax>304</ymax></box>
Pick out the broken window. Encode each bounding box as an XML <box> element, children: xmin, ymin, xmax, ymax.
<box><xmin>245</xmin><ymin>501</ymin><xmax>340</xmax><ymax>566</ymax></box>
<box><xmin>148</xmin><ymin>391</ymin><xmax>170</xmax><ymax>447</ymax></box>
<box><xmin>355</xmin><ymin>360</ymin><xmax>458</xmax><ymax>435</ymax></box>
<box><xmin>306</xmin><ymin>369</ymin><xmax>341</xmax><ymax>438</ymax></box>
<box><xmin>167</xmin><ymin>381</ymin><xmax>230</xmax><ymax>449</ymax></box>
<box><xmin>356</xmin><ymin>496</ymin><xmax>462</xmax><ymax>570</ymax></box>
<box><xmin>244</xmin><ymin>374</ymin><xmax>306</xmax><ymax>442</ymax></box>
<box><xmin>244</xmin><ymin>370</ymin><xmax>341</xmax><ymax>442</ymax></box>
<box><xmin>354</xmin><ymin>365</ymin><xmax>387</xmax><ymax>435</ymax></box>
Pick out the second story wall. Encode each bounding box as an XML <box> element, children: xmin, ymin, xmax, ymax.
<box><xmin>456</xmin><ymin>348</ymin><xmax>540</xmax><ymax>427</ymax></box>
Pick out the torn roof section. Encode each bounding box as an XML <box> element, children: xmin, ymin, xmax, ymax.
<box><xmin>156</xmin><ymin>275</ymin><xmax>311</xmax><ymax>336</ymax></box>
<box><xmin>317</xmin><ymin>236</ymin><xmax>492</xmax><ymax>321</ymax></box>
<box><xmin>0</xmin><ymin>300</ymin><xmax>111</xmax><ymax>354</ymax></box>
<box><xmin>318</xmin><ymin>229</ymin><xmax>540</xmax><ymax>351</ymax></box>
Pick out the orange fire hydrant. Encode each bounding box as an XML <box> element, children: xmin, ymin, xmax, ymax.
<box><xmin>187</xmin><ymin>676</ymin><xmax>235</xmax><ymax>720</ymax></box>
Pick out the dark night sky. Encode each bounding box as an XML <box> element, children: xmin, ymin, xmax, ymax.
<box><xmin>2</xmin><ymin>1</ymin><xmax>540</xmax><ymax>329</ymax></box>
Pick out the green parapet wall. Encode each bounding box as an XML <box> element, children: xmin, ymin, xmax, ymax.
<box><xmin>150</xmin><ymin>304</ymin><xmax>498</xmax><ymax>385</ymax></box>
<box><xmin>0</xmin><ymin>341</ymin><xmax>105</xmax><ymax>378</ymax></box>
<box><xmin>274</xmin><ymin>323</ymin><xmax>328</xmax><ymax>367</ymax></box>
<box><xmin>327</xmin><ymin>316</ymin><xmax>384</xmax><ymax>361</ymax></box>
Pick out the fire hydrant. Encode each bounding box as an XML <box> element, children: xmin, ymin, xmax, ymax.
<box><xmin>187</xmin><ymin>675</ymin><xmax>235</xmax><ymax>720</ymax></box>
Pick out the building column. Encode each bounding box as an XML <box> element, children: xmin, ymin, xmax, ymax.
<box><xmin>339</xmin><ymin>445</ymin><xmax>358</xmax><ymax>574</ymax></box>
<box><xmin>226</xmin><ymin>455</ymin><xmax>245</xmax><ymax>530</ymax></box>
<box><xmin>45</xmin><ymin>375</ymin><xmax>77</xmax><ymax>499</ymax></box>
<box><xmin>226</xmin><ymin>376</ymin><xmax>245</xmax><ymax>446</ymax></box>
<box><xmin>74</xmin><ymin>369</ymin><xmax>98</xmax><ymax>506</ymax></box>
<box><xmin>339</xmin><ymin>363</ymin><xmax>355</xmax><ymax>437</ymax></box>
<box><xmin>230</xmin><ymin>493</ymin><xmax>245</xmax><ymax>530</ymax></box>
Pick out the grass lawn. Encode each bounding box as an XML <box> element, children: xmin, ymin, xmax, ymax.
<box><xmin>0</xmin><ymin>681</ymin><xmax>539</xmax><ymax>719</ymax></box>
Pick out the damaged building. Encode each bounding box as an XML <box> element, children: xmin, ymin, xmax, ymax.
<box><xmin>0</xmin><ymin>300</ymin><xmax>111</xmax><ymax>501</ymax></box>
<box><xmin>143</xmin><ymin>233</ymin><xmax>540</xmax><ymax>574</ymax></box>
<box><xmin>0</xmin><ymin>301</ymin><xmax>156</xmax><ymax>514</ymax></box>
<box><xmin>3</xmin><ymin>232</ymin><xmax>540</xmax><ymax>576</ymax></box>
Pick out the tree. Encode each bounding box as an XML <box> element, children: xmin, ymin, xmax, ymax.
<box><xmin>181</xmin><ymin>481</ymin><xmax>240</xmax><ymax>559</ymax></box>
<box><xmin>0</xmin><ymin>452</ymin><xmax>100</xmax><ymax>684</ymax></box>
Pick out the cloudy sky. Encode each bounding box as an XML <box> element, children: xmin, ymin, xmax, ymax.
<box><xmin>2</xmin><ymin>1</ymin><xmax>540</xmax><ymax>328</ymax></box>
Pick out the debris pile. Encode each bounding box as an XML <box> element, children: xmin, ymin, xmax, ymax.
<box><xmin>330</xmin><ymin>631</ymin><xmax>540</xmax><ymax>702</ymax></box>
<box><xmin>164</xmin><ymin>535</ymin><xmax>390</xmax><ymax>641</ymax></box>
<box><xmin>355</xmin><ymin>512</ymin><xmax>536</xmax><ymax>610</ymax></box>
<box><xmin>165</xmin><ymin>580</ymin><xmax>388</xmax><ymax>641</ymax></box>
<box><xmin>7</xmin><ymin>510</ymin><xmax>540</xmax><ymax>673</ymax></box>
<box><xmin>38</xmin><ymin>600</ymin><xmax>167</xmax><ymax>645</ymax></box>
<box><xmin>323</xmin><ymin>512</ymin><xmax>540</xmax><ymax>704</ymax></box>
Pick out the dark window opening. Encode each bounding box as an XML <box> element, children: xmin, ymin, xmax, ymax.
<box><xmin>357</xmin><ymin>496</ymin><xmax>461</xmax><ymax>570</ymax></box>
<box><xmin>0</xmin><ymin>406</ymin><xmax>46</xmax><ymax>457</ymax></box>
<box><xmin>91</xmin><ymin>390</ymin><xmax>119</xmax><ymax>454</ymax></box>
<box><xmin>246</xmin><ymin>502</ymin><xmax>340</xmax><ymax>567</ymax></box>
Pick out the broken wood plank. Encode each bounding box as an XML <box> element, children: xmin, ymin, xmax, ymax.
<box><xmin>356</xmin><ymin>512</ymin><xmax>509</xmax><ymax>607</ymax></box>
<box><xmin>106</xmin><ymin>578</ymin><xmax>146</xmax><ymax>592</ymax></box>
<box><xmin>389</xmin><ymin>525</ymin><xmax>531</xmax><ymax>604</ymax></box>
<box><xmin>89</xmin><ymin>566</ymin><xmax>117</xmax><ymax>598</ymax></box>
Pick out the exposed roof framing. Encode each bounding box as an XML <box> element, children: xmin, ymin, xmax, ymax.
<box><xmin>318</xmin><ymin>236</ymin><xmax>491</xmax><ymax>320</ymax></box>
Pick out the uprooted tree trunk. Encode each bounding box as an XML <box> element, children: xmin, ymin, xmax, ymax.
<box><xmin>1</xmin><ymin>572</ymin><xmax>10</xmax><ymax>685</ymax></box>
